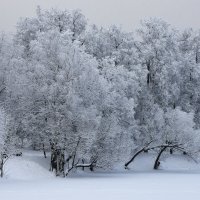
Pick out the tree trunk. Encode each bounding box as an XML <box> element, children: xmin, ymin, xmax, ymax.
<box><xmin>170</xmin><ymin>148</ymin><xmax>173</xmax><ymax>154</ymax></box>
<box><xmin>82</xmin><ymin>159</ymin><xmax>85</xmax><ymax>171</ymax></box>
<box><xmin>0</xmin><ymin>159</ymin><xmax>3</xmax><ymax>177</ymax></box>
<box><xmin>125</xmin><ymin>141</ymin><xmax>153</xmax><ymax>169</ymax></box>
<box><xmin>56</xmin><ymin>153</ymin><xmax>59</xmax><ymax>176</ymax></box>
<box><xmin>154</xmin><ymin>146</ymin><xmax>167</xmax><ymax>170</ymax></box>
<box><xmin>125</xmin><ymin>148</ymin><xmax>146</xmax><ymax>168</ymax></box>
<box><xmin>43</xmin><ymin>143</ymin><xmax>47</xmax><ymax>158</ymax></box>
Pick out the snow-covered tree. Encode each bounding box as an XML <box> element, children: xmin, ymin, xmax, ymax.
<box><xmin>0</xmin><ymin>107</ymin><xmax>16</xmax><ymax>177</ymax></box>
<box><xmin>1</xmin><ymin>7</ymin><xmax>200</xmax><ymax>176</ymax></box>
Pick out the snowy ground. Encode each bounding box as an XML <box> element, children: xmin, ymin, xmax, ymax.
<box><xmin>1</xmin><ymin>151</ymin><xmax>200</xmax><ymax>200</ymax></box>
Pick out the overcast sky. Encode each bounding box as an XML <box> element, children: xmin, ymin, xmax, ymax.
<box><xmin>0</xmin><ymin>0</ymin><xmax>200</xmax><ymax>33</ymax></box>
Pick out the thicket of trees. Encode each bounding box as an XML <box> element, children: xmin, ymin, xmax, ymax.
<box><xmin>1</xmin><ymin>7</ymin><xmax>200</xmax><ymax>176</ymax></box>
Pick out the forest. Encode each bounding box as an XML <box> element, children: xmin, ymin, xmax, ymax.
<box><xmin>0</xmin><ymin>7</ymin><xmax>200</xmax><ymax>177</ymax></box>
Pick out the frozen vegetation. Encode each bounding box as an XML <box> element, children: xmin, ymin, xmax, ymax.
<box><xmin>0</xmin><ymin>7</ymin><xmax>200</xmax><ymax>198</ymax></box>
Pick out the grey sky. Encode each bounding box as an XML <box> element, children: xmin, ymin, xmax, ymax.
<box><xmin>0</xmin><ymin>0</ymin><xmax>200</xmax><ymax>33</ymax></box>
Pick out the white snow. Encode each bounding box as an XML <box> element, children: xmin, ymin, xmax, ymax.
<box><xmin>1</xmin><ymin>151</ymin><xmax>200</xmax><ymax>200</ymax></box>
<box><xmin>4</xmin><ymin>151</ymin><xmax>53</xmax><ymax>180</ymax></box>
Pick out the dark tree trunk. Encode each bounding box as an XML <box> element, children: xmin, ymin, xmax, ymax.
<box><xmin>50</xmin><ymin>148</ymin><xmax>65</xmax><ymax>176</ymax></box>
<box><xmin>0</xmin><ymin>159</ymin><xmax>3</xmax><ymax>177</ymax></box>
<box><xmin>125</xmin><ymin>141</ymin><xmax>153</xmax><ymax>169</ymax></box>
<box><xmin>170</xmin><ymin>148</ymin><xmax>173</xmax><ymax>154</ymax></box>
<box><xmin>82</xmin><ymin>159</ymin><xmax>85</xmax><ymax>171</ymax></box>
<box><xmin>125</xmin><ymin>148</ymin><xmax>146</xmax><ymax>169</ymax></box>
<box><xmin>154</xmin><ymin>146</ymin><xmax>167</xmax><ymax>170</ymax></box>
<box><xmin>42</xmin><ymin>143</ymin><xmax>46</xmax><ymax>158</ymax></box>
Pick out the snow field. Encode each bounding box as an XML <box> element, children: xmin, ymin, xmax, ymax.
<box><xmin>1</xmin><ymin>151</ymin><xmax>200</xmax><ymax>200</ymax></box>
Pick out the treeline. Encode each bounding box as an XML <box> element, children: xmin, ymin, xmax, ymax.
<box><xmin>0</xmin><ymin>7</ymin><xmax>200</xmax><ymax>177</ymax></box>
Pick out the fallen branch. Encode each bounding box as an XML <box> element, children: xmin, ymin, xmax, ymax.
<box><xmin>66</xmin><ymin>159</ymin><xmax>97</xmax><ymax>176</ymax></box>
